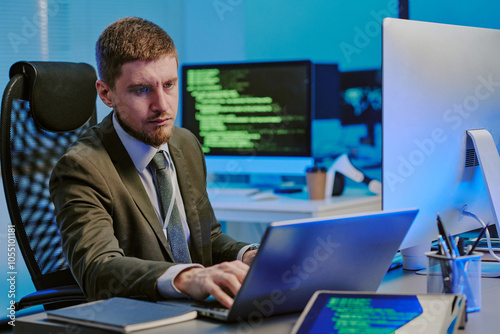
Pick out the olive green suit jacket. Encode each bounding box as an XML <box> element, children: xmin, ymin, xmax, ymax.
<box><xmin>49</xmin><ymin>113</ymin><xmax>247</xmax><ymax>301</ymax></box>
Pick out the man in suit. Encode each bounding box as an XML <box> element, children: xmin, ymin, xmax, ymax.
<box><xmin>49</xmin><ymin>17</ymin><xmax>257</xmax><ymax>309</ymax></box>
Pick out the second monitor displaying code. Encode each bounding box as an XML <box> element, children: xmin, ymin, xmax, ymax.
<box><xmin>182</xmin><ymin>61</ymin><xmax>314</xmax><ymax>157</ymax></box>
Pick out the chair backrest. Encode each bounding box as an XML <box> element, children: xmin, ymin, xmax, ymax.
<box><xmin>1</xmin><ymin>61</ymin><xmax>97</xmax><ymax>292</ymax></box>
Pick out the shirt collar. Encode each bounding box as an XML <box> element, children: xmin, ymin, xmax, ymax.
<box><xmin>112</xmin><ymin>112</ymin><xmax>170</xmax><ymax>173</ymax></box>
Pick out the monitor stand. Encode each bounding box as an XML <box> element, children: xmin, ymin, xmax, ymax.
<box><xmin>400</xmin><ymin>243</ymin><xmax>431</xmax><ymax>270</ymax></box>
<box><xmin>466</xmin><ymin>129</ymin><xmax>500</xmax><ymax>236</ymax></box>
<box><xmin>401</xmin><ymin>129</ymin><xmax>500</xmax><ymax>272</ymax></box>
<box><xmin>481</xmin><ymin>262</ymin><xmax>500</xmax><ymax>277</ymax></box>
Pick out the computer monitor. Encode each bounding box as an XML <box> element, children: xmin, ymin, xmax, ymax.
<box><xmin>336</xmin><ymin>69</ymin><xmax>382</xmax><ymax>167</ymax></box>
<box><xmin>340</xmin><ymin>69</ymin><xmax>382</xmax><ymax>147</ymax></box>
<box><xmin>382</xmin><ymin>18</ymin><xmax>500</xmax><ymax>253</ymax></box>
<box><xmin>181</xmin><ymin>60</ymin><xmax>340</xmax><ymax>175</ymax></box>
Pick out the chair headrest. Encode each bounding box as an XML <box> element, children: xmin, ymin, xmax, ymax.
<box><xmin>9</xmin><ymin>61</ymin><xmax>97</xmax><ymax>132</ymax></box>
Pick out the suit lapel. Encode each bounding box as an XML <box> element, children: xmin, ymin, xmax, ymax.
<box><xmin>99</xmin><ymin>115</ymin><xmax>173</xmax><ymax>259</ymax></box>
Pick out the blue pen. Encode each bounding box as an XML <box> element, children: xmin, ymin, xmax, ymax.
<box><xmin>437</xmin><ymin>235</ymin><xmax>452</xmax><ymax>258</ymax></box>
<box><xmin>449</xmin><ymin>236</ymin><xmax>461</xmax><ymax>258</ymax></box>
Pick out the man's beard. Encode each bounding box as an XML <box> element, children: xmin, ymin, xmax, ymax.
<box><xmin>114</xmin><ymin>107</ymin><xmax>173</xmax><ymax>147</ymax></box>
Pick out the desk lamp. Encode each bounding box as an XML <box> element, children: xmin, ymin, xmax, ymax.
<box><xmin>325</xmin><ymin>153</ymin><xmax>381</xmax><ymax>198</ymax></box>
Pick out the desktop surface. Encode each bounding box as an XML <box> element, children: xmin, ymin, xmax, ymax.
<box><xmin>208</xmin><ymin>183</ymin><xmax>382</xmax><ymax>243</ymax></box>
<box><xmin>10</xmin><ymin>267</ymin><xmax>500</xmax><ymax>333</ymax></box>
<box><xmin>208</xmin><ymin>183</ymin><xmax>382</xmax><ymax>221</ymax></box>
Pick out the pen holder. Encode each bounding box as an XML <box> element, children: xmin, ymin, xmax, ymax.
<box><xmin>426</xmin><ymin>251</ymin><xmax>482</xmax><ymax>312</ymax></box>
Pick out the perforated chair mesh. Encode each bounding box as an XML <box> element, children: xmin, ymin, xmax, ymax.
<box><xmin>8</xmin><ymin>99</ymin><xmax>93</xmax><ymax>275</ymax></box>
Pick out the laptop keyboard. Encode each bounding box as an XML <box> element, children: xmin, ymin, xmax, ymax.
<box><xmin>193</xmin><ymin>299</ymin><xmax>227</xmax><ymax>311</ymax></box>
<box><xmin>190</xmin><ymin>299</ymin><xmax>230</xmax><ymax>320</ymax></box>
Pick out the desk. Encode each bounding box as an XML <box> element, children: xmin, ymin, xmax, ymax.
<box><xmin>378</xmin><ymin>269</ymin><xmax>500</xmax><ymax>332</ymax></box>
<box><xmin>14</xmin><ymin>268</ymin><xmax>500</xmax><ymax>333</ymax></box>
<box><xmin>209</xmin><ymin>185</ymin><xmax>382</xmax><ymax>243</ymax></box>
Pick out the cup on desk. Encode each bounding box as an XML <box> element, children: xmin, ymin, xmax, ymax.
<box><xmin>306</xmin><ymin>166</ymin><xmax>327</xmax><ymax>200</ymax></box>
<box><xmin>426</xmin><ymin>251</ymin><xmax>482</xmax><ymax>312</ymax></box>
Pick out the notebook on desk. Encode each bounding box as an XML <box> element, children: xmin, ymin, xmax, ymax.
<box><xmin>162</xmin><ymin>208</ymin><xmax>418</xmax><ymax>322</ymax></box>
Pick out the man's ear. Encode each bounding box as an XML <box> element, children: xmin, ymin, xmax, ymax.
<box><xmin>96</xmin><ymin>79</ymin><xmax>114</xmax><ymax>108</ymax></box>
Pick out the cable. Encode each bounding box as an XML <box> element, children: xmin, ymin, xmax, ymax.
<box><xmin>461</xmin><ymin>208</ymin><xmax>500</xmax><ymax>262</ymax></box>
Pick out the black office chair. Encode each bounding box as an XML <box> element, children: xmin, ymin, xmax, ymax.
<box><xmin>0</xmin><ymin>61</ymin><xmax>97</xmax><ymax>311</ymax></box>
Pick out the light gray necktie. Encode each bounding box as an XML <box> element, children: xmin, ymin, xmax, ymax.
<box><xmin>149</xmin><ymin>151</ymin><xmax>191</xmax><ymax>263</ymax></box>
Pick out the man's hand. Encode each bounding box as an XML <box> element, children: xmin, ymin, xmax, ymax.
<box><xmin>242</xmin><ymin>249</ymin><xmax>258</xmax><ymax>266</ymax></box>
<box><xmin>173</xmin><ymin>261</ymin><xmax>249</xmax><ymax>308</ymax></box>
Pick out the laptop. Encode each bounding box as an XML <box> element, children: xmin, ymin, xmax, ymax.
<box><xmin>163</xmin><ymin>208</ymin><xmax>418</xmax><ymax>322</ymax></box>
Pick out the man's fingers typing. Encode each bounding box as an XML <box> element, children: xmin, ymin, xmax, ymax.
<box><xmin>174</xmin><ymin>260</ymin><xmax>250</xmax><ymax>307</ymax></box>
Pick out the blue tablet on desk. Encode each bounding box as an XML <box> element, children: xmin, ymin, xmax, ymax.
<box><xmin>291</xmin><ymin>290</ymin><xmax>467</xmax><ymax>334</ymax></box>
<box><xmin>292</xmin><ymin>291</ymin><xmax>422</xmax><ymax>334</ymax></box>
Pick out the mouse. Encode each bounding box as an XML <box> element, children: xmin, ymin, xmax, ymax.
<box><xmin>249</xmin><ymin>191</ymin><xmax>279</xmax><ymax>201</ymax></box>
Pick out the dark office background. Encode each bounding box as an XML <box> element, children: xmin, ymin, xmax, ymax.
<box><xmin>2</xmin><ymin>0</ymin><xmax>500</xmax><ymax>320</ymax></box>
